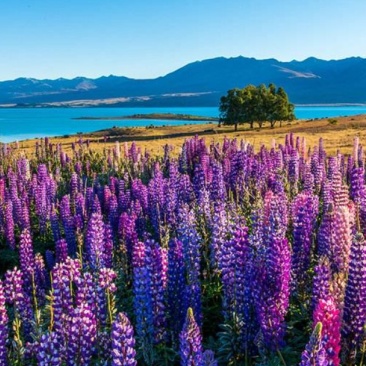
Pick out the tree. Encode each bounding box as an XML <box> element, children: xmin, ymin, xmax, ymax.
<box><xmin>219</xmin><ymin>84</ymin><xmax>295</xmax><ymax>130</ymax></box>
<box><xmin>219</xmin><ymin>88</ymin><xmax>244</xmax><ymax>131</ymax></box>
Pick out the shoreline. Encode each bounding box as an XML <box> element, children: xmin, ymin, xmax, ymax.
<box><xmin>71</xmin><ymin>113</ymin><xmax>219</xmax><ymax>121</ymax></box>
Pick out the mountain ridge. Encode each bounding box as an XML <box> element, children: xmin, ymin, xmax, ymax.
<box><xmin>1</xmin><ymin>56</ymin><xmax>365</xmax><ymax>107</ymax></box>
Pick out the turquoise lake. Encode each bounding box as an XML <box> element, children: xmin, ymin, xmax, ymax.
<box><xmin>1</xmin><ymin>106</ymin><xmax>366</xmax><ymax>143</ymax></box>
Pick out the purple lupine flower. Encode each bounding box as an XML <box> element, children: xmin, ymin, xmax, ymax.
<box><xmin>210</xmin><ymin>161</ymin><xmax>225</xmax><ymax>202</ymax></box>
<box><xmin>111</xmin><ymin>312</ymin><xmax>137</xmax><ymax>366</ymax></box>
<box><xmin>36</xmin><ymin>332</ymin><xmax>63</xmax><ymax>366</ymax></box>
<box><xmin>299</xmin><ymin>322</ymin><xmax>327</xmax><ymax>366</ymax></box>
<box><xmin>3</xmin><ymin>268</ymin><xmax>33</xmax><ymax>339</ymax></box>
<box><xmin>255</xmin><ymin>238</ymin><xmax>291</xmax><ymax>350</ymax></box>
<box><xmin>0</xmin><ymin>280</ymin><xmax>8</xmax><ymax>366</ymax></box>
<box><xmin>132</xmin><ymin>241</ymin><xmax>154</xmax><ymax>363</ymax></box>
<box><xmin>4</xmin><ymin>200</ymin><xmax>15</xmax><ymax>250</ymax></box>
<box><xmin>167</xmin><ymin>238</ymin><xmax>186</xmax><ymax>343</ymax></box>
<box><xmin>147</xmin><ymin>239</ymin><xmax>167</xmax><ymax>343</ymax></box>
<box><xmin>75</xmin><ymin>272</ymin><xmax>96</xmax><ymax>314</ymax></box>
<box><xmin>104</xmin><ymin>223</ymin><xmax>114</xmax><ymax>268</ymax></box>
<box><xmin>51</xmin><ymin>260</ymin><xmax>81</xmax><ymax>341</ymax></box>
<box><xmin>60</xmin><ymin>195</ymin><xmax>76</xmax><ymax>256</ymax></box>
<box><xmin>179</xmin><ymin>307</ymin><xmax>203</xmax><ymax>366</ymax></box>
<box><xmin>318</xmin><ymin>202</ymin><xmax>352</xmax><ymax>275</ymax></box>
<box><xmin>350</xmin><ymin>166</ymin><xmax>366</xmax><ymax>206</ymax></box>
<box><xmin>67</xmin><ymin>304</ymin><xmax>97</xmax><ymax>366</ymax></box>
<box><xmin>55</xmin><ymin>239</ymin><xmax>68</xmax><ymax>263</ymax></box>
<box><xmin>342</xmin><ymin>232</ymin><xmax>366</xmax><ymax>363</ymax></box>
<box><xmin>202</xmin><ymin>350</ymin><xmax>218</xmax><ymax>366</ymax></box>
<box><xmin>291</xmin><ymin>193</ymin><xmax>319</xmax><ymax>291</ymax></box>
<box><xmin>312</xmin><ymin>257</ymin><xmax>331</xmax><ymax>312</ymax></box>
<box><xmin>19</xmin><ymin>228</ymin><xmax>35</xmax><ymax>290</ymax></box>
<box><xmin>177</xmin><ymin>203</ymin><xmax>202</xmax><ymax>326</ymax></box>
<box><xmin>313</xmin><ymin>297</ymin><xmax>341</xmax><ymax>366</ymax></box>
<box><xmin>85</xmin><ymin>212</ymin><xmax>105</xmax><ymax>269</ymax></box>
<box><xmin>50</xmin><ymin>206</ymin><xmax>61</xmax><ymax>243</ymax></box>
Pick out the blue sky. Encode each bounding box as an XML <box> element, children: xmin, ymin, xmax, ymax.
<box><xmin>0</xmin><ymin>0</ymin><xmax>365</xmax><ymax>80</ymax></box>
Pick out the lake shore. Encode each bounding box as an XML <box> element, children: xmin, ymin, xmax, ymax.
<box><xmin>8</xmin><ymin>113</ymin><xmax>366</xmax><ymax>157</ymax></box>
<box><xmin>72</xmin><ymin>113</ymin><xmax>219</xmax><ymax>121</ymax></box>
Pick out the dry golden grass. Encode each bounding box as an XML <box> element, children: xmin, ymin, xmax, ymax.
<box><xmin>12</xmin><ymin>114</ymin><xmax>366</xmax><ymax>156</ymax></box>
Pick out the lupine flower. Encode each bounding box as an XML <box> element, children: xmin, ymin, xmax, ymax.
<box><xmin>202</xmin><ymin>350</ymin><xmax>218</xmax><ymax>366</ymax></box>
<box><xmin>313</xmin><ymin>296</ymin><xmax>341</xmax><ymax>366</ymax></box>
<box><xmin>167</xmin><ymin>238</ymin><xmax>186</xmax><ymax>343</ymax></box>
<box><xmin>300</xmin><ymin>323</ymin><xmax>327</xmax><ymax>366</ymax></box>
<box><xmin>85</xmin><ymin>212</ymin><xmax>105</xmax><ymax>269</ymax></box>
<box><xmin>19</xmin><ymin>228</ymin><xmax>35</xmax><ymax>291</ymax></box>
<box><xmin>0</xmin><ymin>280</ymin><xmax>8</xmax><ymax>366</ymax></box>
<box><xmin>179</xmin><ymin>307</ymin><xmax>203</xmax><ymax>366</ymax></box>
<box><xmin>111</xmin><ymin>312</ymin><xmax>137</xmax><ymax>366</ymax></box>
<box><xmin>132</xmin><ymin>241</ymin><xmax>154</xmax><ymax>363</ymax></box>
<box><xmin>255</xmin><ymin>237</ymin><xmax>291</xmax><ymax>350</ymax></box>
<box><xmin>67</xmin><ymin>304</ymin><xmax>97</xmax><ymax>366</ymax></box>
<box><xmin>342</xmin><ymin>232</ymin><xmax>366</xmax><ymax>363</ymax></box>
<box><xmin>36</xmin><ymin>332</ymin><xmax>63</xmax><ymax>366</ymax></box>
<box><xmin>312</xmin><ymin>257</ymin><xmax>331</xmax><ymax>311</ymax></box>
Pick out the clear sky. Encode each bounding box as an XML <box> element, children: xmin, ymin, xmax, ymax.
<box><xmin>0</xmin><ymin>0</ymin><xmax>365</xmax><ymax>81</ymax></box>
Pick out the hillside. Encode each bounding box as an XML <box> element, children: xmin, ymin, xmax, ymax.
<box><xmin>1</xmin><ymin>56</ymin><xmax>366</xmax><ymax>107</ymax></box>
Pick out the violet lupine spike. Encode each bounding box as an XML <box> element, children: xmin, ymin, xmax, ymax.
<box><xmin>0</xmin><ymin>280</ymin><xmax>8</xmax><ymax>366</ymax></box>
<box><xmin>299</xmin><ymin>322</ymin><xmax>327</xmax><ymax>366</ymax></box>
<box><xmin>167</xmin><ymin>238</ymin><xmax>186</xmax><ymax>342</ymax></box>
<box><xmin>313</xmin><ymin>297</ymin><xmax>341</xmax><ymax>366</ymax></box>
<box><xmin>97</xmin><ymin>267</ymin><xmax>117</xmax><ymax>327</ymax></box>
<box><xmin>342</xmin><ymin>232</ymin><xmax>366</xmax><ymax>363</ymax></box>
<box><xmin>132</xmin><ymin>241</ymin><xmax>154</xmax><ymax>361</ymax></box>
<box><xmin>67</xmin><ymin>304</ymin><xmax>97</xmax><ymax>366</ymax></box>
<box><xmin>179</xmin><ymin>307</ymin><xmax>203</xmax><ymax>366</ymax></box>
<box><xmin>350</xmin><ymin>166</ymin><xmax>366</xmax><ymax>206</ymax></box>
<box><xmin>177</xmin><ymin>203</ymin><xmax>203</xmax><ymax>326</ymax></box>
<box><xmin>60</xmin><ymin>195</ymin><xmax>76</xmax><ymax>256</ymax></box>
<box><xmin>104</xmin><ymin>223</ymin><xmax>114</xmax><ymax>268</ymax></box>
<box><xmin>219</xmin><ymin>226</ymin><xmax>256</xmax><ymax>351</ymax></box>
<box><xmin>36</xmin><ymin>332</ymin><xmax>63</xmax><ymax>366</ymax></box>
<box><xmin>55</xmin><ymin>239</ymin><xmax>68</xmax><ymax>263</ymax></box>
<box><xmin>75</xmin><ymin>272</ymin><xmax>96</xmax><ymax>313</ymax></box>
<box><xmin>4</xmin><ymin>200</ymin><xmax>15</xmax><ymax>250</ymax></box>
<box><xmin>85</xmin><ymin>212</ymin><xmax>105</xmax><ymax>269</ymax></box>
<box><xmin>202</xmin><ymin>350</ymin><xmax>218</xmax><ymax>366</ymax></box>
<box><xmin>291</xmin><ymin>193</ymin><xmax>319</xmax><ymax>291</ymax></box>
<box><xmin>3</xmin><ymin>268</ymin><xmax>33</xmax><ymax>340</ymax></box>
<box><xmin>147</xmin><ymin>239</ymin><xmax>167</xmax><ymax>343</ymax></box>
<box><xmin>209</xmin><ymin>202</ymin><xmax>228</xmax><ymax>268</ymax></box>
<box><xmin>19</xmin><ymin>228</ymin><xmax>35</xmax><ymax>291</ymax></box>
<box><xmin>312</xmin><ymin>257</ymin><xmax>332</xmax><ymax>312</ymax></box>
<box><xmin>51</xmin><ymin>260</ymin><xmax>81</xmax><ymax>341</ymax></box>
<box><xmin>50</xmin><ymin>206</ymin><xmax>61</xmax><ymax>243</ymax></box>
<box><xmin>254</xmin><ymin>238</ymin><xmax>291</xmax><ymax>351</ymax></box>
<box><xmin>111</xmin><ymin>312</ymin><xmax>137</xmax><ymax>366</ymax></box>
<box><xmin>318</xmin><ymin>202</ymin><xmax>352</xmax><ymax>275</ymax></box>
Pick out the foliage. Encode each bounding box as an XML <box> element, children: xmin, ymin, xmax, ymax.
<box><xmin>219</xmin><ymin>83</ymin><xmax>295</xmax><ymax>130</ymax></box>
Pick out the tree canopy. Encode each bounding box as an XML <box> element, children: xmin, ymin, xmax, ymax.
<box><xmin>219</xmin><ymin>84</ymin><xmax>295</xmax><ymax>130</ymax></box>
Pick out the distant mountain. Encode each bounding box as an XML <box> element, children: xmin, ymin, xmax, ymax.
<box><xmin>1</xmin><ymin>56</ymin><xmax>366</xmax><ymax>107</ymax></box>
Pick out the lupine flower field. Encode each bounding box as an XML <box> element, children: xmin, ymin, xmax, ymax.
<box><xmin>0</xmin><ymin>133</ymin><xmax>366</xmax><ymax>365</ymax></box>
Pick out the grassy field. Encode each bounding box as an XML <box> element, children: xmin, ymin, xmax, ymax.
<box><xmin>13</xmin><ymin>114</ymin><xmax>366</xmax><ymax>156</ymax></box>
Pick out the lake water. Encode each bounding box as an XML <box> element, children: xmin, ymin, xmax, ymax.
<box><xmin>0</xmin><ymin>106</ymin><xmax>366</xmax><ymax>143</ymax></box>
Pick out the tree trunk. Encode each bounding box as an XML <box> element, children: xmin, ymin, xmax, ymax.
<box><xmin>250</xmin><ymin>121</ymin><xmax>254</xmax><ymax>129</ymax></box>
<box><xmin>235</xmin><ymin>122</ymin><xmax>238</xmax><ymax>131</ymax></box>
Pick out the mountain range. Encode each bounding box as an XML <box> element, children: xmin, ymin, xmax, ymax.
<box><xmin>1</xmin><ymin>56</ymin><xmax>366</xmax><ymax>107</ymax></box>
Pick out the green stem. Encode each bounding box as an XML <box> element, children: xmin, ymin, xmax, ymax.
<box><xmin>106</xmin><ymin>288</ymin><xmax>113</xmax><ymax>326</ymax></box>
<box><xmin>277</xmin><ymin>348</ymin><xmax>287</xmax><ymax>366</ymax></box>
<box><xmin>360</xmin><ymin>349</ymin><xmax>365</xmax><ymax>366</ymax></box>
